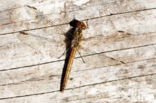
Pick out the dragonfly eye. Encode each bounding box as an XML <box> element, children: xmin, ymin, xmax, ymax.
<box><xmin>77</xmin><ymin>22</ymin><xmax>86</xmax><ymax>29</ymax></box>
<box><xmin>81</xmin><ymin>23</ymin><xmax>86</xmax><ymax>29</ymax></box>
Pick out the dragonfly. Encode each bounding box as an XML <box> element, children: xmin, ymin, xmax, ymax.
<box><xmin>19</xmin><ymin>19</ymin><xmax>128</xmax><ymax>92</ymax></box>
<box><xmin>59</xmin><ymin>19</ymin><xmax>86</xmax><ymax>92</ymax></box>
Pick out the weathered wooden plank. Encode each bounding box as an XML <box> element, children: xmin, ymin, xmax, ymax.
<box><xmin>0</xmin><ymin>0</ymin><xmax>20</xmax><ymax>12</ymax></box>
<box><xmin>0</xmin><ymin>9</ymin><xmax>156</xmax><ymax>71</ymax></box>
<box><xmin>0</xmin><ymin>73</ymin><xmax>155</xmax><ymax>103</ymax></box>
<box><xmin>0</xmin><ymin>32</ymin><xmax>155</xmax><ymax>71</ymax></box>
<box><xmin>0</xmin><ymin>0</ymin><xmax>155</xmax><ymax>103</ymax></box>
<box><xmin>0</xmin><ymin>0</ymin><xmax>67</xmax><ymax>12</ymax></box>
<box><xmin>1</xmin><ymin>0</ymin><xmax>156</xmax><ymax>13</ymax></box>
<box><xmin>0</xmin><ymin>0</ymin><xmax>156</xmax><ymax>34</ymax></box>
<box><xmin>0</xmin><ymin>43</ymin><xmax>155</xmax><ymax>98</ymax></box>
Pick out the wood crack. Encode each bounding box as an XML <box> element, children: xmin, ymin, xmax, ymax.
<box><xmin>0</xmin><ymin>72</ymin><xmax>155</xmax><ymax>100</ymax></box>
<box><xmin>0</xmin><ymin>8</ymin><xmax>156</xmax><ymax>35</ymax></box>
<box><xmin>0</xmin><ymin>57</ymin><xmax>155</xmax><ymax>87</ymax></box>
<box><xmin>0</xmin><ymin>43</ymin><xmax>155</xmax><ymax>72</ymax></box>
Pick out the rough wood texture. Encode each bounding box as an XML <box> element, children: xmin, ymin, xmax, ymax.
<box><xmin>0</xmin><ymin>0</ymin><xmax>156</xmax><ymax>103</ymax></box>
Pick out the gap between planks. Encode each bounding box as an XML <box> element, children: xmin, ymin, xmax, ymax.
<box><xmin>0</xmin><ymin>43</ymin><xmax>155</xmax><ymax>72</ymax></box>
<box><xmin>0</xmin><ymin>8</ymin><xmax>156</xmax><ymax>35</ymax></box>
<box><xmin>0</xmin><ymin>72</ymin><xmax>155</xmax><ymax>100</ymax></box>
<box><xmin>0</xmin><ymin>57</ymin><xmax>155</xmax><ymax>87</ymax></box>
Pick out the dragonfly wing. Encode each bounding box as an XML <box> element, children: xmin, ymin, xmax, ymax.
<box><xmin>17</xmin><ymin>32</ymin><xmax>65</xmax><ymax>57</ymax></box>
<box><xmin>81</xmin><ymin>31</ymin><xmax>131</xmax><ymax>51</ymax></box>
<box><xmin>79</xmin><ymin>31</ymin><xmax>130</xmax><ymax>64</ymax></box>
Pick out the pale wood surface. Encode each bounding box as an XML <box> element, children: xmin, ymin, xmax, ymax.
<box><xmin>0</xmin><ymin>0</ymin><xmax>156</xmax><ymax>103</ymax></box>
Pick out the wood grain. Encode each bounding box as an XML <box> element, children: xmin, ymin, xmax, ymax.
<box><xmin>0</xmin><ymin>0</ymin><xmax>156</xmax><ymax>103</ymax></box>
<box><xmin>0</xmin><ymin>0</ymin><xmax>156</xmax><ymax>35</ymax></box>
<box><xmin>0</xmin><ymin>45</ymin><xmax>155</xmax><ymax>98</ymax></box>
<box><xmin>0</xmin><ymin>10</ymin><xmax>156</xmax><ymax>71</ymax></box>
<box><xmin>0</xmin><ymin>74</ymin><xmax>155</xmax><ymax>103</ymax></box>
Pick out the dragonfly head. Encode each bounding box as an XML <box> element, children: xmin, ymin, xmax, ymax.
<box><xmin>70</xmin><ymin>19</ymin><xmax>86</xmax><ymax>29</ymax></box>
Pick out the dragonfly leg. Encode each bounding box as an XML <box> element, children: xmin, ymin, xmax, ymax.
<box><xmin>77</xmin><ymin>45</ymin><xmax>85</xmax><ymax>63</ymax></box>
<box><xmin>77</xmin><ymin>50</ymin><xmax>85</xmax><ymax>63</ymax></box>
<box><xmin>58</xmin><ymin>48</ymin><xmax>69</xmax><ymax>59</ymax></box>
